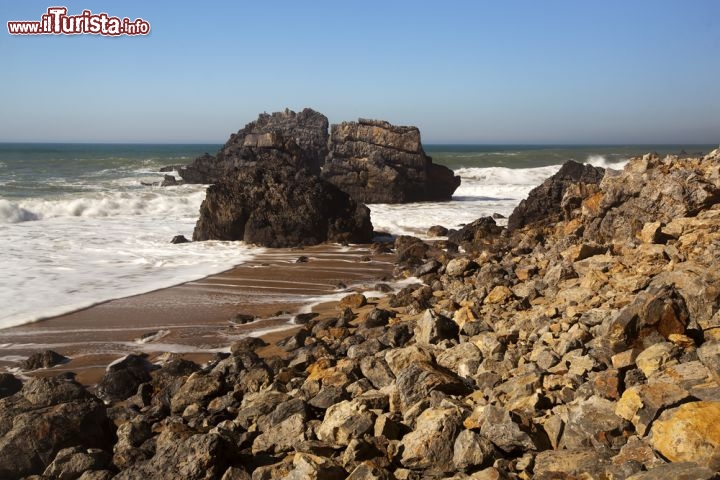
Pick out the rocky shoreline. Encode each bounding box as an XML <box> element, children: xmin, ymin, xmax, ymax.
<box><xmin>2</xmin><ymin>148</ymin><xmax>720</xmax><ymax>479</ymax></box>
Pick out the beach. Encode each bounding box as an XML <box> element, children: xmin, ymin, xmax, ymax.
<box><xmin>0</xmin><ymin>244</ymin><xmax>395</xmax><ymax>385</ymax></box>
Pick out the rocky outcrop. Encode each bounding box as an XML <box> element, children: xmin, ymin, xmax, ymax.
<box><xmin>508</xmin><ymin>160</ymin><xmax>605</xmax><ymax>231</ymax></box>
<box><xmin>322</xmin><ymin>119</ymin><xmax>460</xmax><ymax>203</ymax></box>
<box><xmin>179</xmin><ymin>108</ymin><xmax>329</xmax><ymax>183</ymax></box>
<box><xmin>192</xmin><ymin>165</ymin><xmax>373</xmax><ymax>247</ymax></box>
<box><xmin>582</xmin><ymin>151</ymin><xmax>720</xmax><ymax>243</ymax></box>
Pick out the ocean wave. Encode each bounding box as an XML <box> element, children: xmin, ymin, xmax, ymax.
<box><xmin>585</xmin><ymin>154</ymin><xmax>629</xmax><ymax>169</ymax></box>
<box><xmin>0</xmin><ymin>186</ymin><xmax>207</xmax><ymax>224</ymax></box>
<box><xmin>455</xmin><ymin>165</ymin><xmax>562</xmax><ymax>186</ymax></box>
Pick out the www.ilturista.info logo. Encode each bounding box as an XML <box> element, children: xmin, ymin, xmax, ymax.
<box><xmin>7</xmin><ymin>7</ymin><xmax>150</xmax><ymax>36</ymax></box>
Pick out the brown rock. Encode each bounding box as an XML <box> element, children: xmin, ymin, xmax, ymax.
<box><xmin>650</xmin><ymin>401</ymin><xmax>720</xmax><ymax>469</ymax></box>
<box><xmin>339</xmin><ymin>293</ymin><xmax>368</xmax><ymax>309</ymax></box>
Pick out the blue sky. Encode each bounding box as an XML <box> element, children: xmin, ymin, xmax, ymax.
<box><xmin>1</xmin><ymin>1</ymin><xmax>719</xmax><ymax>144</ymax></box>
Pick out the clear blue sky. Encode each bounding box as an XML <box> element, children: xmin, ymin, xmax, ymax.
<box><xmin>1</xmin><ymin>1</ymin><xmax>719</xmax><ymax>144</ymax></box>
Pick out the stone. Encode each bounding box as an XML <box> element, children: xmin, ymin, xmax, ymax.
<box><xmin>384</xmin><ymin>345</ymin><xmax>432</xmax><ymax>377</ymax></box>
<box><xmin>359</xmin><ymin>356</ymin><xmax>395</xmax><ymax>389</ymax></box>
<box><xmin>346</xmin><ymin>462</ymin><xmax>389</xmax><ymax>480</ymax></box>
<box><xmin>322</xmin><ymin>118</ymin><xmax>460</xmax><ymax>203</ymax></box>
<box><xmin>113</xmin><ymin>417</ymin><xmax>153</xmax><ymax>469</ymax></box>
<box><xmin>698</xmin><ymin>341</ymin><xmax>720</xmax><ymax>384</ymax></box>
<box><xmin>339</xmin><ymin>293</ymin><xmax>367</xmax><ymax>309</ymax></box>
<box><xmin>508</xmin><ymin>160</ymin><xmax>605</xmax><ymax>231</ymax></box>
<box><xmin>635</xmin><ymin>342</ymin><xmax>678</xmax><ymax>377</ymax></box>
<box><xmin>252</xmin><ymin>413</ymin><xmax>307</xmax><ymax>454</ymax></box>
<box><xmin>446</xmin><ymin>257</ymin><xmax>476</xmax><ymax>277</ymax></box>
<box><xmin>625</xmin><ymin>462</ymin><xmax>719</xmax><ymax>480</ymax></box>
<box><xmin>95</xmin><ymin>354</ymin><xmax>156</xmax><ymax>403</ymax></box>
<box><xmin>558</xmin><ymin>396</ymin><xmax>629</xmax><ymax>450</ymax></box>
<box><xmin>22</xmin><ymin>350</ymin><xmax>68</xmax><ymax>370</ymax></box>
<box><xmin>316</xmin><ymin>400</ymin><xmax>376</xmax><ymax>447</ymax></box>
<box><xmin>415</xmin><ymin>309</ymin><xmax>459</xmax><ymax>345</ymax></box>
<box><xmin>650</xmin><ymin>401</ymin><xmax>720</xmax><ymax>470</ymax></box>
<box><xmin>221</xmin><ymin>467</ymin><xmax>252</xmax><ymax>480</ymax></box>
<box><xmin>436</xmin><ymin>342</ymin><xmax>483</xmax><ymax>379</ymax></box>
<box><xmin>170</xmin><ymin>234</ymin><xmax>190</xmax><ymax>244</ymax></box>
<box><xmin>453</xmin><ymin>429</ymin><xmax>494</xmax><ymax>471</ymax></box>
<box><xmin>170</xmin><ymin>372</ymin><xmax>224</xmax><ymax>414</ymax></box>
<box><xmin>283</xmin><ymin>452</ymin><xmax>346</xmax><ymax>480</ymax></box>
<box><xmin>113</xmin><ymin>432</ymin><xmax>235</xmax><ymax>480</ymax></box>
<box><xmin>606</xmin><ymin>285</ymin><xmax>690</xmax><ymax>352</ymax></box>
<box><xmin>400</xmin><ymin>406</ymin><xmax>463</xmax><ymax>472</ymax></box>
<box><xmin>0</xmin><ymin>373</ymin><xmax>22</xmax><ymax>399</ymax></box>
<box><xmin>395</xmin><ymin>361</ymin><xmax>471</xmax><ymax>410</ymax></box>
<box><xmin>475</xmin><ymin>405</ymin><xmax>535</xmax><ymax>453</ymax></box>
<box><xmin>179</xmin><ymin>108</ymin><xmax>329</xmax><ymax>183</ymax></box>
<box><xmin>192</xmin><ymin>165</ymin><xmax>373</xmax><ymax>247</ymax></box>
<box><xmin>615</xmin><ymin>382</ymin><xmax>691</xmax><ymax>435</ymax></box>
<box><xmin>427</xmin><ymin>225</ymin><xmax>449</xmax><ymax>237</ymax></box>
<box><xmin>483</xmin><ymin>286</ymin><xmax>514</xmax><ymax>305</ymax></box>
<box><xmin>43</xmin><ymin>446</ymin><xmax>110</xmax><ymax>480</ymax></box>
<box><xmin>447</xmin><ymin>217</ymin><xmax>503</xmax><ymax>252</ymax></box>
<box><xmin>0</xmin><ymin>378</ymin><xmax>114</xmax><ymax>479</ymax></box>
<box><xmin>533</xmin><ymin>448</ymin><xmax>613</xmax><ymax>480</ymax></box>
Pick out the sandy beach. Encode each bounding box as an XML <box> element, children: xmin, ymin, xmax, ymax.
<box><xmin>0</xmin><ymin>243</ymin><xmax>395</xmax><ymax>385</ymax></box>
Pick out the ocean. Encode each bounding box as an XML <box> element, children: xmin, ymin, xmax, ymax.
<box><xmin>0</xmin><ymin>143</ymin><xmax>712</xmax><ymax>330</ymax></box>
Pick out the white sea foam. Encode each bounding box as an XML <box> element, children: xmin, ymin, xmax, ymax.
<box><xmin>369</xmin><ymin>165</ymin><xmax>562</xmax><ymax>237</ymax></box>
<box><xmin>0</xmin><ymin>183</ymin><xmax>263</xmax><ymax>329</ymax></box>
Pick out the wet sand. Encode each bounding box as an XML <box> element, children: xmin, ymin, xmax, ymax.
<box><xmin>0</xmin><ymin>244</ymin><xmax>396</xmax><ymax>385</ymax></box>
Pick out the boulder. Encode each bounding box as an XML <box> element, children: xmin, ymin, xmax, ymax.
<box><xmin>650</xmin><ymin>401</ymin><xmax>720</xmax><ymax>469</ymax></box>
<box><xmin>508</xmin><ymin>160</ymin><xmax>605</xmax><ymax>231</ymax></box>
<box><xmin>0</xmin><ymin>378</ymin><xmax>114</xmax><ymax>479</ymax></box>
<box><xmin>400</xmin><ymin>406</ymin><xmax>463</xmax><ymax>472</ymax></box>
<box><xmin>322</xmin><ymin>118</ymin><xmax>460</xmax><ymax>203</ymax></box>
<box><xmin>447</xmin><ymin>217</ymin><xmax>503</xmax><ymax>252</ymax></box>
<box><xmin>452</xmin><ymin>429</ymin><xmax>494</xmax><ymax>471</ymax></box>
<box><xmin>0</xmin><ymin>373</ymin><xmax>22</xmax><ymax>399</ymax></box>
<box><xmin>22</xmin><ymin>350</ymin><xmax>68</xmax><ymax>370</ymax></box>
<box><xmin>95</xmin><ymin>354</ymin><xmax>155</xmax><ymax>403</ymax></box>
<box><xmin>192</xmin><ymin>165</ymin><xmax>373</xmax><ymax>247</ymax></box>
<box><xmin>395</xmin><ymin>361</ymin><xmax>471</xmax><ymax>410</ymax></box>
<box><xmin>179</xmin><ymin>108</ymin><xmax>329</xmax><ymax>183</ymax></box>
<box><xmin>316</xmin><ymin>399</ymin><xmax>375</xmax><ymax>447</ymax></box>
<box><xmin>43</xmin><ymin>446</ymin><xmax>110</xmax><ymax>480</ymax></box>
<box><xmin>113</xmin><ymin>432</ymin><xmax>235</xmax><ymax>480</ymax></box>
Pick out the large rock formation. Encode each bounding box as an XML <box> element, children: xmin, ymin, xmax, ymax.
<box><xmin>508</xmin><ymin>160</ymin><xmax>605</xmax><ymax>231</ymax></box>
<box><xmin>581</xmin><ymin>152</ymin><xmax>720</xmax><ymax>243</ymax></box>
<box><xmin>322</xmin><ymin>118</ymin><xmax>460</xmax><ymax>203</ymax></box>
<box><xmin>192</xmin><ymin>165</ymin><xmax>373</xmax><ymax>247</ymax></box>
<box><xmin>179</xmin><ymin>108</ymin><xmax>329</xmax><ymax>183</ymax></box>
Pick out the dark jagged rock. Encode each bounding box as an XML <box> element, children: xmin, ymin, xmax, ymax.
<box><xmin>192</xmin><ymin>165</ymin><xmax>373</xmax><ymax>247</ymax></box>
<box><xmin>447</xmin><ymin>216</ymin><xmax>503</xmax><ymax>252</ymax></box>
<box><xmin>22</xmin><ymin>350</ymin><xmax>69</xmax><ymax>370</ymax></box>
<box><xmin>170</xmin><ymin>235</ymin><xmax>190</xmax><ymax>244</ymax></box>
<box><xmin>96</xmin><ymin>354</ymin><xmax>156</xmax><ymax>403</ymax></box>
<box><xmin>0</xmin><ymin>373</ymin><xmax>22</xmax><ymax>399</ymax></box>
<box><xmin>322</xmin><ymin>118</ymin><xmax>460</xmax><ymax>203</ymax></box>
<box><xmin>508</xmin><ymin>160</ymin><xmax>605</xmax><ymax>231</ymax></box>
<box><xmin>179</xmin><ymin>108</ymin><xmax>329</xmax><ymax>183</ymax></box>
<box><xmin>0</xmin><ymin>378</ymin><xmax>114</xmax><ymax>479</ymax></box>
